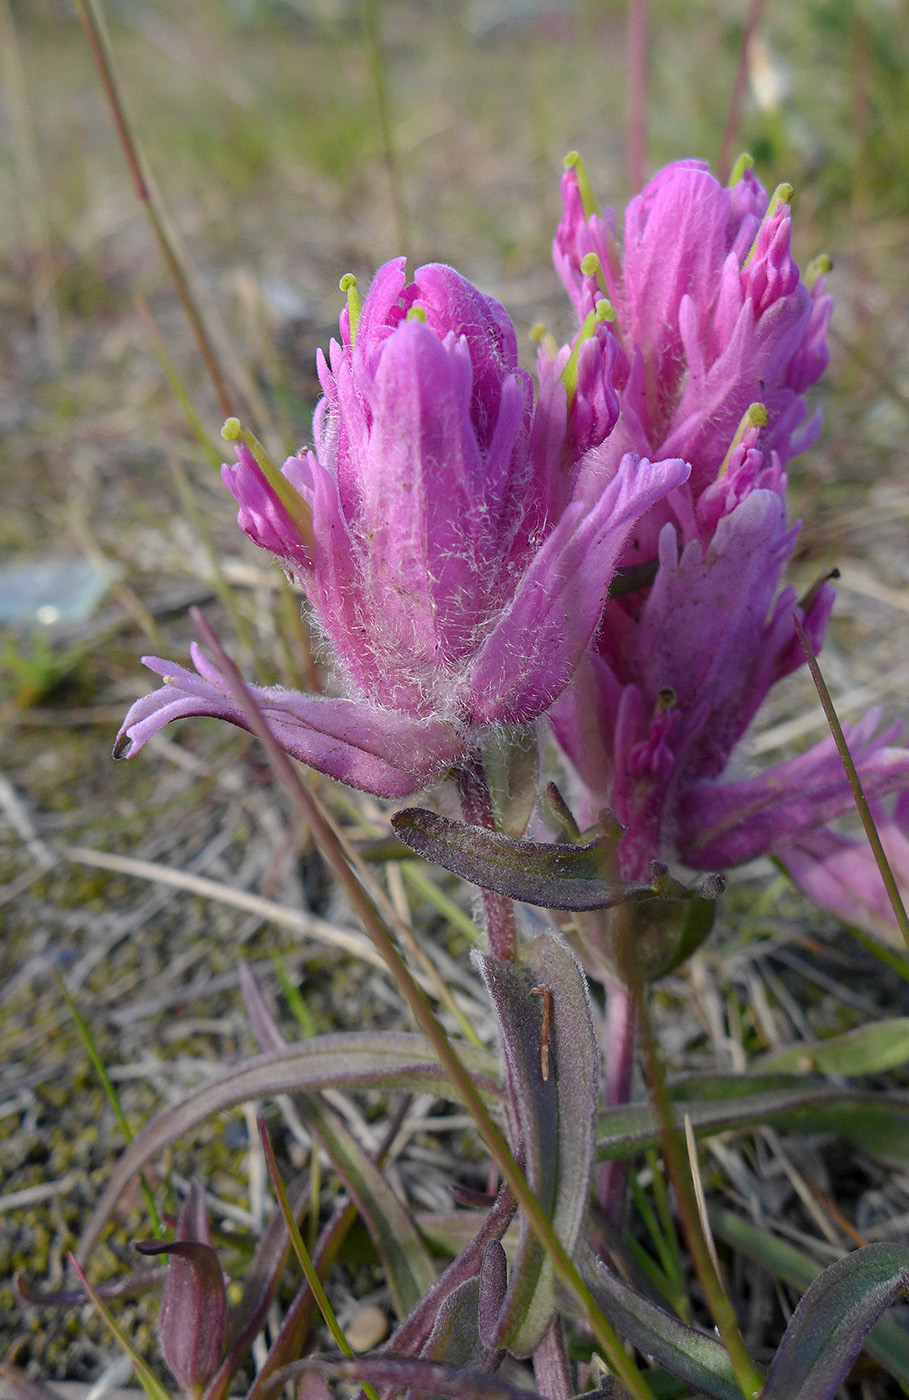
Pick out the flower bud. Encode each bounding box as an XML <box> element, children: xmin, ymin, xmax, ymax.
<box><xmin>136</xmin><ymin>1182</ymin><xmax>227</xmax><ymax>1397</ymax></box>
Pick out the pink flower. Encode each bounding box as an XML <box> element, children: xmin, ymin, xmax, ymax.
<box><xmin>117</xmin><ymin>259</ymin><xmax>687</xmax><ymax>797</ymax></box>
<box><xmin>552</xmin><ymin>489</ymin><xmax>909</xmax><ymax>904</ymax></box>
<box><xmin>553</xmin><ymin>157</ymin><xmax>832</xmax><ymax>560</ymax></box>
<box><xmin>778</xmin><ymin>796</ymin><xmax>909</xmax><ymax>946</ymax></box>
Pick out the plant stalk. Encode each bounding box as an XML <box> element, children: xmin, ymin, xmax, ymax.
<box><xmin>191</xmin><ymin>610</ymin><xmax>657</xmax><ymax>1400</ymax></box>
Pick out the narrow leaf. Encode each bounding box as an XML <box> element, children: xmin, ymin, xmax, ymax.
<box><xmin>268</xmin><ymin>1355</ymin><xmax>538</xmax><ymax>1400</ymax></box>
<box><xmin>77</xmin><ymin>1033</ymin><xmax>499</xmax><ymax>1264</ymax></box>
<box><xmin>239</xmin><ymin>962</ymin><xmax>437</xmax><ymax>1319</ymax></box>
<box><xmin>761</xmin><ymin>1243</ymin><xmax>909</xmax><ymax>1400</ymax></box>
<box><xmin>302</xmin><ymin>1095</ymin><xmax>437</xmax><ymax>1318</ymax></box>
<box><xmin>391</xmin><ymin>807</ymin><xmax>649</xmax><ymax>910</ymax></box>
<box><xmin>581</xmin><ymin>1249</ymin><xmax>743</xmax><ymax>1400</ymax></box>
<box><xmin>757</xmin><ymin>1018</ymin><xmax>909</xmax><ymax>1076</ymax></box>
<box><xmin>597</xmin><ymin>1077</ymin><xmax>909</xmax><ymax>1162</ymax></box>
<box><xmin>479</xmin><ymin>933</ymin><xmax>598</xmax><ymax>1354</ymax></box>
<box><xmin>711</xmin><ymin>1210</ymin><xmax>909</xmax><ymax>1389</ymax></box>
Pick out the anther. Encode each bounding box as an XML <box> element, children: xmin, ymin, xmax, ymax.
<box><xmin>743</xmin><ymin>182</ymin><xmax>794</xmax><ymax>268</ymax></box>
<box><xmin>563</xmin><ymin>150</ymin><xmax>599</xmax><ymax>220</ymax></box>
<box><xmin>339</xmin><ymin>272</ymin><xmax>362</xmax><ymax>344</ymax></box>
<box><xmin>727</xmin><ymin>152</ymin><xmax>754</xmax><ymax>187</ymax></box>
<box><xmin>718</xmin><ymin>402</ymin><xmax>768</xmax><ymax>478</ymax></box>
<box><xmin>220</xmin><ymin>417</ymin><xmax>314</xmax><ymax>553</ymax></box>
<box><xmin>805</xmin><ymin>253</ymin><xmax>833</xmax><ymax>290</ymax></box>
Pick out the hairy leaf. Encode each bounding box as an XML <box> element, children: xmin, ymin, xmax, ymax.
<box><xmin>761</xmin><ymin>1243</ymin><xmax>909</xmax><ymax>1400</ymax></box>
<box><xmin>479</xmin><ymin>933</ymin><xmax>597</xmax><ymax>1354</ymax></box>
<box><xmin>77</xmin><ymin>1033</ymin><xmax>499</xmax><ymax>1264</ymax></box>
<box><xmin>239</xmin><ymin>963</ymin><xmax>437</xmax><ymax>1319</ymax></box>
<box><xmin>303</xmin><ymin>1096</ymin><xmax>437</xmax><ymax>1318</ymax></box>
<box><xmin>392</xmin><ymin>807</ymin><xmax>648</xmax><ymax>910</ymax></box>
<box><xmin>597</xmin><ymin>1076</ymin><xmax>909</xmax><ymax>1161</ymax></box>
<box><xmin>757</xmin><ymin>1018</ymin><xmax>909</xmax><ymax>1076</ymax></box>
<box><xmin>711</xmin><ymin>1210</ymin><xmax>909</xmax><ymax>1389</ymax></box>
<box><xmin>581</xmin><ymin>1249</ymin><xmax>742</xmax><ymax>1400</ymax></box>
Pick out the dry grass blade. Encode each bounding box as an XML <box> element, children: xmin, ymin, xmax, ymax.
<box><xmin>59</xmin><ymin>843</ymin><xmax>390</xmax><ymax>973</ymax></box>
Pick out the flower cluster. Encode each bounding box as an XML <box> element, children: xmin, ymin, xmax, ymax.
<box><xmin>548</xmin><ymin>157</ymin><xmax>909</xmax><ymax>938</ymax></box>
<box><xmin>116</xmin><ymin>157</ymin><xmax>909</xmax><ymax>941</ymax></box>
<box><xmin>117</xmin><ymin>258</ymin><xmax>686</xmax><ymax>796</ymax></box>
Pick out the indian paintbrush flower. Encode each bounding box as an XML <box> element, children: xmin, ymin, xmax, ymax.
<box><xmin>548</xmin><ymin>157</ymin><xmax>909</xmax><ymax>942</ymax></box>
<box><xmin>116</xmin><ymin>258</ymin><xmax>688</xmax><ymax>796</ymax></box>
<box><xmin>552</xmin><ymin>154</ymin><xmax>832</xmax><ymax>560</ymax></box>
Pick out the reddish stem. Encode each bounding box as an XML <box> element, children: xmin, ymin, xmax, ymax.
<box><xmin>455</xmin><ymin>757</ymin><xmax>518</xmax><ymax>962</ymax></box>
<box><xmin>596</xmin><ymin>976</ymin><xmax>637</xmax><ymax>1227</ymax></box>
<box><xmin>627</xmin><ymin>0</ymin><xmax>649</xmax><ymax>191</ymax></box>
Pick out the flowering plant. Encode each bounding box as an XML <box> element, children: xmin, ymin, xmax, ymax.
<box><xmin>31</xmin><ymin>144</ymin><xmax>909</xmax><ymax>1400</ymax></box>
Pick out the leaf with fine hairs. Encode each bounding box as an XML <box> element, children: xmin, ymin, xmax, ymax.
<box><xmin>757</xmin><ymin>1017</ymin><xmax>909</xmax><ymax>1076</ymax></box>
<box><xmin>238</xmin><ymin>963</ymin><xmax>438</xmax><ymax>1321</ymax></box>
<box><xmin>711</xmin><ymin>1210</ymin><xmax>909</xmax><ymax>1389</ymax></box>
<box><xmin>303</xmin><ymin>1095</ymin><xmax>438</xmax><ymax>1319</ymax></box>
<box><xmin>391</xmin><ymin>807</ymin><xmax>649</xmax><ymax>910</ymax></box>
<box><xmin>761</xmin><ymin>1243</ymin><xmax>909</xmax><ymax>1400</ymax></box>
<box><xmin>596</xmin><ymin>1074</ymin><xmax>909</xmax><ymax>1162</ymax></box>
<box><xmin>581</xmin><ymin>1249</ymin><xmax>742</xmax><ymax>1400</ymax></box>
<box><xmin>268</xmin><ymin>1355</ymin><xmax>538</xmax><ymax>1400</ymax></box>
<box><xmin>77</xmin><ymin>1033</ymin><xmax>499</xmax><ymax>1265</ymax></box>
<box><xmin>479</xmin><ymin>932</ymin><xmax>598</xmax><ymax>1355</ymax></box>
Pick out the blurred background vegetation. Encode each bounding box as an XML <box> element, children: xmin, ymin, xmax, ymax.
<box><xmin>2</xmin><ymin>0</ymin><xmax>909</xmax><ymax>1383</ymax></box>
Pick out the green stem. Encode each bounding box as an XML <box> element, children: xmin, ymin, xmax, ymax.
<box><xmin>56</xmin><ymin>970</ymin><xmax>163</xmax><ymax>1238</ymax></box>
<box><xmin>615</xmin><ymin>924</ymin><xmax>763</xmax><ymax>1399</ymax></box>
<box><xmin>258</xmin><ymin>1117</ymin><xmax>381</xmax><ymax>1400</ymax></box>
<box><xmin>191</xmin><ymin>611</ymin><xmax>656</xmax><ymax>1400</ymax></box>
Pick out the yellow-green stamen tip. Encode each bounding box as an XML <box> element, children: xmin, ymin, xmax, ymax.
<box><xmin>767</xmin><ymin>182</ymin><xmax>794</xmax><ymax>216</ymax></box>
<box><xmin>744</xmin><ymin>182</ymin><xmax>795</xmax><ymax>268</ymax></box>
<box><xmin>727</xmin><ymin>152</ymin><xmax>754</xmax><ymax>187</ymax></box>
<box><xmin>340</xmin><ymin>272</ymin><xmax>362</xmax><ymax>344</ymax></box>
<box><xmin>657</xmin><ymin>686</ymin><xmax>677</xmax><ymax>712</ymax></box>
<box><xmin>529</xmin><ymin>322</ymin><xmax>546</xmax><ymax>343</ymax></box>
<box><xmin>580</xmin><ymin>251</ymin><xmax>610</xmax><ymax>298</ymax></box>
<box><xmin>225</xmin><ymin>419</ymin><xmax>314</xmax><ymax>552</ymax></box>
<box><xmin>719</xmin><ymin>402</ymin><xmax>767</xmax><ymax>477</ymax></box>
<box><xmin>406</xmin><ymin>304</ymin><xmax>427</xmax><ymax>323</ymax></box>
<box><xmin>563</xmin><ymin>149</ymin><xmax>598</xmax><ymax>220</ymax></box>
<box><xmin>561</xmin><ymin>299</ymin><xmax>613</xmax><ymax>406</ymax></box>
<box><xmin>806</xmin><ymin>253</ymin><xmax>833</xmax><ymax>289</ymax></box>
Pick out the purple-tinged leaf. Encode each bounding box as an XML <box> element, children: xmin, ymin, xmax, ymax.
<box><xmin>597</xmin><ymin>1075</ymin><xmax>909</xmax><ymax>1161</ymax></box>
<box><xmin>387</xmin><ymin>1185</ymin><xmax>517</xmax><ymax>1362</ymax></box>
<box><xmin>16</xmin><ymin>1267</ymin><xmax>165</xmax><ymax>1309</ymax></box>
<box><xmin>761</xmin><ymin>1243</ymin><xmax>909</xmax><ymax>1400</ymax></box>
<box><xmin>302</xmin><ymin>1095</ymin><xmax>438</xmax><ymax>1319</ymax></box>
<box><xmin>238</xmin><ymin>963</ymin><xmax>438</xmax><ymax>1319</ymax></box>
<box><xmin>244</xmin><ymin>1195</ymin><xmax>359</xmax><ymax>1400</ymax></box>
<box><xmin>419</xmin><ymin>1276</ymin><xmax>484</xmax><ymax>1368</ymax></box>
<box><xmin>581</xmin><ymin>1249</ymin><xmax>741</xmax><ymax>1400</ymax></box>
<box><xmin>478</xmin><ymin>1242</ymin><xmax>508</xmax><ymax>1351</ymax></box>
<box><xmin>204</xmin><ymin>1171</ymin><xmax>312</xmax><ymax>1400</ymax></box>
<box><xmin>391</xmin><ymin>808</ymin><xmax>649</xmax><ymax>910</ymax></box>
<box><xmin>479</xmin><ymin>932</ymin><xmax>597</xmax><ymax>1354</ymax></box>
<box><xmin>267</xmin><ymin>1355</ymin><xmax>538</xmax><ymax>1400</ymax></box>
<box><xmin>77</xmin><ymin>1033</ymin><xmax>499</xmax><ymax>1265</ymax></box>
<box><xmin>712</xmin><ymin>1211</ymin><xmax>909</xmax><ymax>1391</ymax></box>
